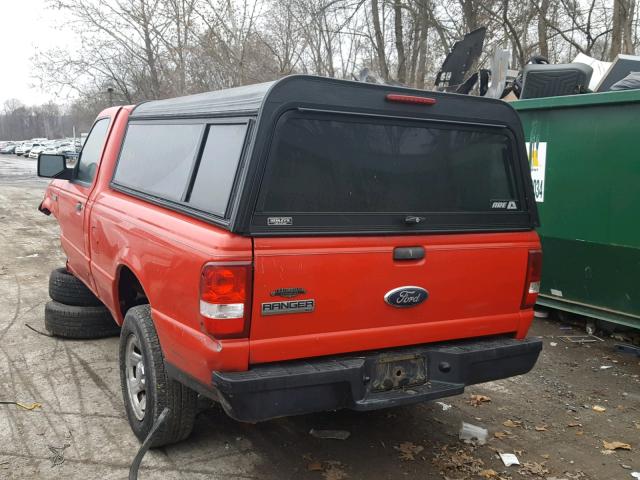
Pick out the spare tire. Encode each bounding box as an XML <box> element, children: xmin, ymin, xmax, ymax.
<box><xmin>49</xmin><ymin>267</ymin><xmax>102</xmax><ymax>306</ymax></box>
<box><xmin>45</xmin><ymin>300</ymin><xmax>120</xmax><ymax>339</ymax></box>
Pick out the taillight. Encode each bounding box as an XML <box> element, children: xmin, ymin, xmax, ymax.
<box><xmin>200</xmin><ymin>263</ymin><xmax>252</xmax><ymax>338</ymax></box>
<box><xmin>521</xmin><ymin>250</ymin><xmax>542</xmax><ymax>309</ymax></box>
<box><xmin>385</xmin><ymin>93</ymin><xmax>437</xmax><ymax>105</ymax></box>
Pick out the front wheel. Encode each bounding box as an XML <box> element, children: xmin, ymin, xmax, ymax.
<box><xmin>119</xmin><ymin>305</ymin><xmax>198</xmax><ymax>447</ymax></box>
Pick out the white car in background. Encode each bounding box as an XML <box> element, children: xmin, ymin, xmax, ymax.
<box><xmin>43</xmin><ymin>142</ymin><xmax>68</xmax><ymax>154</ymax></box>
<box><xmin>15</xmin><ymin>143</ymin><xmax>33</xmax><ymax>156</ymax></box>
<box><xmin>28</xmin><ymin>143</ymin><xmax>49</xmax><ymax>159</ymax></box>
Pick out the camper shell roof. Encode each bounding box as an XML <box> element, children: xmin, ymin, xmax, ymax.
<box><xmin>129</xmin><ymin>75</ymin><xmax>522</xmax><ymax>125</ymax></box>
<box><xmin>131</xmin><ymin>81</ymin><xmax>276</xmax><ymax>118</ymax></box>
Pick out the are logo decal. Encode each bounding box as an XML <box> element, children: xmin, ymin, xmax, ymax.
<box><xmin>491</xmin><ymin>200</ymin><xmax>518</xmax><ymax>210</ymax></box>
<box><xmin>384</xmin><ymin>286</ymin><xmax>429</xmax><ymax>308</ymax></box>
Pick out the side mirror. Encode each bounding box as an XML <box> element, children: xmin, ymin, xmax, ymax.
<box><xmin>38</xmin><ymin>154</ymin><xmax>73</xmax><ymax>179</ymax></box>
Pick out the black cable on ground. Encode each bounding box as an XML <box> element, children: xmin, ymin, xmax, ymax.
<box><xmin>129</xmin><ymin>408</ymin><xmax>171</xmax><ymax>480</ymax></box>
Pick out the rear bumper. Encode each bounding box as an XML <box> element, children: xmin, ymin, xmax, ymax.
<box><xmin>212</xmin><ymin>336</ymin><xmax>542</xmax><ymax>422</ymax></box>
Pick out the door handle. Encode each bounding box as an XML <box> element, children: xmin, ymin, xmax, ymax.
<box><xmin>393</xmin><ymin>246</ymin><xmax>425</xmax><ymax>261</ymax></box>
<box><xmin>75</xmin><ymin>202</ymin><xmax>83</xmax><ymax>212</ymax></box>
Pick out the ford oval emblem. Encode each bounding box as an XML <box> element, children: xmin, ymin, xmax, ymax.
<box><xmin>384</xmin><ymin>286</ymin><xmax>428</xmax><ymax>308</ymax></box>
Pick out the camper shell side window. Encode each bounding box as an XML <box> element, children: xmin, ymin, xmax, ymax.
<box><xmin>110</xmin><ymin>117</ymin><xmax>252</xmax><ymax>226</ymax></box>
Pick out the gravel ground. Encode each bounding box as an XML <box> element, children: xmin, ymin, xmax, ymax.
<box><xmin>0</xmin><ymin>154</ymin><xmax>638</xmax><ymax>480</ymax></box>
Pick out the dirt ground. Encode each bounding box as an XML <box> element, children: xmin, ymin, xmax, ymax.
<box><xmin>0</xmin><ymin>153</ymin><xmax>638</xmax><ymax>480</ymax></box>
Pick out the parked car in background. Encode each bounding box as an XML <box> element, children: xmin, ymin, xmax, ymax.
<box><xmin>38</xmin><ymin>140</ymin><xmax>81</xmax><ymax>164</ymax></box>
<box><xmin>15</xmin><ymin>143</ymin><xmax>32</xmax><ymax>156</ymax></box>
<box><xmin>43</xmin><ymin>143</ymin><xmax>63</xmax><ymax>155</ymax></box>
<box><xmin>60</xmin><ymin>144</ymin><xmax>79</xmax><ymax>161</ymax></box>
<box><xmin>29</xmin><ymin>143</ymin><xmax>49</xmax><ymax>159</ymax></box>
<box><xmin>0</xmin><ymin>143</ymin><xmax>16</xmax><ymax>154</ymax></box>
<box><xmin>27</xmin><ymin>143</ymin><xmax>45</xmax><ymax>157</ymax></box>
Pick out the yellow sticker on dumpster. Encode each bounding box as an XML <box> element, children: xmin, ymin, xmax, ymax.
<box><xmin>526</xmin><ymin>142</ymin><xmax>546</xmax><ymax>202</ymax></box>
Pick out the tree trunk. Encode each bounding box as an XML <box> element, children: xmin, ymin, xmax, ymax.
<box><xmin>460</xmin><ymin>0</ymin><xmax>478</xmax><ymax>31</ymax></box>
<box><xmin>394</xmin><ymin>0</ymin><xmax>407</xmax><ymax>84</ymax></box>
<box><xmin>140</xmin><ymin>0</ymin><xmax>161</xmax><ymax>98</ymax></box>
<box><xmin>371</xmin><ymin>0</ymin><xmax>390</xmax><ymax>81</ymax></box>
<box><xmin>502</xmin><ymin>0</ymin><xmax>525</xmax><ymax>68</ymax></box>
<box><xmin>537</xmin><ymin>0</ymin><xmax>550</xmax><ymax>58</ymax></box>
<box><xmin>416</xmin><ymin>1</ymin><xmax>430</xmax><ymax>89</ymax></box>
<box><xmin>408</xmin><ymin>21</ymin><xmax>420</xmax><ymax>85</ymax></box>
<box><xmin>623</xmin><ymin>0</ymin><xmax>636</xmax><ymax>53</ymax></box>
<box><xmin>609</xmin><ymin>0</ymin><xmax>623</xmax><ymax>60</ymax></box>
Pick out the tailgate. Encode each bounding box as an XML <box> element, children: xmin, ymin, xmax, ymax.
<box><xmin>250</xmin><ymin>231</ymin><xmax>539</xmax><ymax>363</ymax></box>
<box><xmin>245</xmin><ymin>92</ymin><xmax>539</xmax><ymax>364</ymax></box>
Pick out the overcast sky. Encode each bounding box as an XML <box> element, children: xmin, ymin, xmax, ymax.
<box><xmin>0</xmin><ymin>0</ymin><xmax>76</xmax><ymax>107</ymax></box>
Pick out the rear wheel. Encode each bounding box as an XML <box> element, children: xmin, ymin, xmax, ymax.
<box><xmin>44</xmin><ymin>300</ymin><xmax>120</xmax><ymax>339</ymax></box>
<box><xmin>119</xmin><ymin>305</ymin><xmax>197</xmax><ymax>447</ymax></box>
<box><xmin>49</xmin><ymin>267</ymin><xmax>102</xmax><ymax>306</ymax></box>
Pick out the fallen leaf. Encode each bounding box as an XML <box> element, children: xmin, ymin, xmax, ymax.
<box><xmin>535</xmin><ymin>425</ymin><xmax>547</xmax><ymax>431</ymax></box>
<box><xmin>503</xmin><ymin>419</ymin><xmax>522</xmax><ymax>428</ymax></box>
<box><xmin>307</xmin><ymin>462</ymin><xmax>324</xmax><ymax>472</ymax></box>
<box><xmin>592</xmin><ymin>405</ymin><xmax>606</xmax><ymax>413</ymax></box>
<box><xmin>394</xmin><ymin>442</ymin><xmax>424</xmax><ymax>461</ymax></box>
<box><xmin>431</xmin><ymin>445</ymin><xmax>485</xmax><ymax>477</ymax></box>
<box><xmin>602</xmin><ymin>440</ymin><xmax>631</xmax><ymax>451</ymax></box>
<box><xmin>16</xmin><ymin>402</ymin><xmax>42</xmax><ymax>411</ymax></box>
<box><xmin>522</xmin><ymin>461</ymin><xmax>549</xmax><ymax>475</ymax></box>
<box><xmin>494</xmin><ymin>431</ymin><xmax>510</xmax><ymax>439</ymax></box>
<box><xmin>323</xmin><ymin>463</ymin><xmax>348</xmax><ymax>480</ymax></box>
<box><xmin>479</xmin><ymin>469</ymin><xmax>498</xmax><ymax>478</ymax></box>
<box><xmin>469</xmin><ymin>394</ymin><xmax>492</xmax><ymax>407</ymax></box>
<box><xmin>567</xmin><ymin>422</ymin><xmax>582</xmax><ymax>428</ymax></box>
<box><xmin>575</xmin><ymin>431</ymin><xmax>584</xmax><ymax>436</ymax></box>
<box><xmin>541</xmin><ymin>454</ymin><xmax>550</xmax><ymax>459</ymax></box>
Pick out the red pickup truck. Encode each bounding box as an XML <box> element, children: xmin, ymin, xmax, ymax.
<box><xmin>38</xmin><ymin>75</ymin><xmax>542</xmax><ymax>447</ymax></box>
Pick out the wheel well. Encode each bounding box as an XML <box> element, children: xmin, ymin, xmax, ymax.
<box><xmin>117</xmin><ymin>266</ymin><xmax>148</xmax><ymax>319</ymax></box>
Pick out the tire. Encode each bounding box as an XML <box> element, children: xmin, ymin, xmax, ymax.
<box><xmin>44</xmin><ymin>300</ymin><xmax>120</xmax><ymax>339</ymax></box>
<box><xmin>49</xmin><ymin>267</ymin><xmax>102</xmax><ymax>306</ymax></box>
<box><xmin>119</xmin><ymin>305</ymin><xmax>197</xmax><ymax>447</ymax></box>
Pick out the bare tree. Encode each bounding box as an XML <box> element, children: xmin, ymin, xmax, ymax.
<box><xmin>371</xmin><ymin>0</ymin><xmax>391</xmax><ymax>80</ymax></box>
<box><xmin>610</xmin><ymin>0</ymin><xmax>636</xmax><ymax>59</ymax></box>
<box><xmin>538</xmin><ymin>0</ymin><xmax>551</xmax><ymax>58</ymax></box>
<box><xmin>32</xmin><ymin>0</ymin><xmax>640</xmax><ymax>113</ymax></box>
<box><xmin>394</xmin><ymin>0</ymin><xmax>407</xmax><ymax>82</ymax></box>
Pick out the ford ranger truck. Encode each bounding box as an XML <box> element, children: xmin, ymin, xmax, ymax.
<box><xmin>37</xmin><ymin>75</ymin><xmax>543</xmax><ymax>446</ymax></box>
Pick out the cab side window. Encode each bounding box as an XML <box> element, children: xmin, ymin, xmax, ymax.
<box><xmin>76</xmin><ymin>118</ymin><xmax>110</xmax><ymax>184</ymax></box>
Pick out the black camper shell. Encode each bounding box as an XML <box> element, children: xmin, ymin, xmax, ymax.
<box><xmin>114</xmin><ymin>75</ymin><xmax>539</xmax><ymax>236</ymax></box>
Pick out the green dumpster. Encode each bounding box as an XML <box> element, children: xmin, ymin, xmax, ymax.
<box><xmin>513</xmin><ymin>90</ymin><xmax>640</xmax><ymax>330</ymax></box>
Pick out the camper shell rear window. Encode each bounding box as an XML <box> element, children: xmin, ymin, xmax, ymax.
<box><xmin>251</xmin><ymin>110</ymin><xmax>531</xmax><ymax>234</ymax></box>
